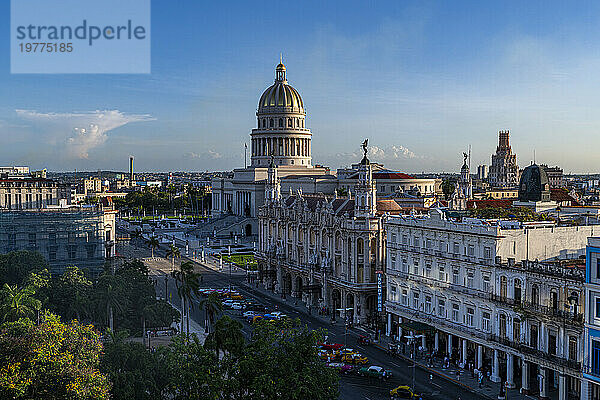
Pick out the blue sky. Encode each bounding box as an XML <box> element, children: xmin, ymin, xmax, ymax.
<box><xmin>1</xmin><ymin>1</ymin><xmax>600</xmax><ymax>173</ymax></box>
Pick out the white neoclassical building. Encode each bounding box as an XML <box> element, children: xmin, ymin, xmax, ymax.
<box><xmin>385</xmin><ymin>211</ymin><xmax>598</xmax><ymax>399</ymax></box>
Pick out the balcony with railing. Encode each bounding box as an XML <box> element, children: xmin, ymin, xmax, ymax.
<box><xmin>519</xmin><ymin>301</ymin><xmax>584</xmax><ymax>326</ymax></box>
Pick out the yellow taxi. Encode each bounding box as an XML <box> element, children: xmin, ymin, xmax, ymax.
<box><xmin>341</xmin><ymin>353</ymin><xmax>368</xmax><ymax>365</ymax></box>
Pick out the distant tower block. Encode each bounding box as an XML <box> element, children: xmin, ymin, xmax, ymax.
<box><xmin>498</xmin><ymin>130</ymin><xmax>510</xmax><ymax>150</ymax></box>
<box><xmin>129</xmin><ymin>156</ymin><xmax>134</xmax><ymax>181</ymax></box>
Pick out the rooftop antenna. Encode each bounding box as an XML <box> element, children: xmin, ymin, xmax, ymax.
<box><xmin>280</xmin><ymin>52</ymin><xmax>283</xmax><ymax>64</ymax></box>
<box><xmin>533</xmin><ymin>149</ymin><xmax>536</xmax><ymax>164</ymax></box>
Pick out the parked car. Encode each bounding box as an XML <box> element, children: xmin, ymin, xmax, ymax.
<box><xmin>243</xmin><ymin>310</ymin><xmax>259</xmax><ymax>318</ymax></box>
<box><xmin>341</xmin><ymin>353</ymin><xmax>368</xmax><ymax>365</ymax></box>
<box><xmin>325</xmin><ymin>362</ymin><xmax>354</xmax><ymax>375</ymax></box>
<box><xmin>390</xmin><ymin>385</ymin><xmax>422</xmax><ymax>399</ymax></box>
<box><xmin>357</xmin><ymin>365</ymin><xmax>392</xmax><ymax>380</ymax></box>
<box><xmin>319</xmin><ymin>342</ymin><xmax>344</xmax><ymax>351</ymax></box>
<box><xmin>245</xmin><ymin>303</ymin><xmax>269</xmax><ymax>312</ymax></box>
<box><xmin>319</xmin><ymin>350</ymin><xmax>334</xmax><ymax>361</ymax></box>
<box><xmin>265</xmin><ymin>311</ymin><xmax>287</xmax><ymax>320</ymax></box>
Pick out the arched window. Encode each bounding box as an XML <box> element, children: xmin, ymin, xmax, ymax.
<box><xmin>279</xmin><ymin>118</ymin><xmax>283</xmax><ymax>128</ymax></box>
<box><xmin>269</xmin><ymin>118</ymin><xmax>274</xmax><ymax>128</ymax></box>
<box><xmin>288</xmin><ymin>118</ymin><xmax>292</xmax><ymax>127</ymax></box>
<box><xmin>296</xmin><ymin>118</ymin><xmax>299</xmax><ymax>127</ymax></box>
<box><xmin>262</xmin><ymin>119</ymin><xmax>266</xmax><ymax>128</ymax></box>
<box><xmin>500</xmin><ymin>276</ymin><xmax>507</xmax><ymax>298</ymax></box>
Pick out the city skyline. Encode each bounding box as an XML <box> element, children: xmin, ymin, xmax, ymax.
<box><xmin>2</xmin><ymin>1</ymin><xmax>600</xmax><ymax>173</ymax></box>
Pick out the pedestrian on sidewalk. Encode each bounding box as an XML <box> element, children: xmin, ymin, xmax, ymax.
<box><xmin>478</xmin><ymin>371</ymin><xmax>483</xmax><ymax>388</ymax></box>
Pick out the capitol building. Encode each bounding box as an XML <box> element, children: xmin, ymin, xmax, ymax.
<box><xmin>211</xmin><ymin>61</ymin><xmax>440</xmax><ymax>233</ymax></box>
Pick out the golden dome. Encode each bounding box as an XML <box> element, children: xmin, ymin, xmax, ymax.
<box><xmin>257</xmin><ymin>63</ymin><xmax>304</xmax><ymax>114</ymax></box>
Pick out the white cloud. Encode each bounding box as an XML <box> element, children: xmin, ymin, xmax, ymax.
<box><xmin>184</xmin><ymin>150</ymin><xmax>223</xmax><ymax>160</ymax></box>
<box><xmin>333</xmin><ymin>144</ymin><xmax>420</xmax><ymax>163</ymax></box>
<box><xmin>15</xmin><ymin>109</ymin><xmax>155</xmax><ymax>159</ymax></box>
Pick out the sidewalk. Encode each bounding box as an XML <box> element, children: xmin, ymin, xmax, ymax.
<box><xmin>372</xmin><ymin>334</ymin><xmax>535</xmax><ymax>400</ymax></box>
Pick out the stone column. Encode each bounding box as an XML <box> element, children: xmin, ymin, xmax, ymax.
<box><xmin>341</xmin><ymin>291</ymin><xmax>347</xmax><ymax>319</ymax></box>
<box><xmin>506</xmin><ymin>353</ymin><xmax>515</xmax><ymax>388</ymax></box>
<box><xmin>398</xmin><ymin>325</ymin><xmax>403</xmax><ymax>340</ymax></box>
<box><xmin>447</xmin><ymin>333</ymin><xmax>453</xmax><ymax>356</ymax></box>
<box><xmin>421</xmin><ymin>334</ymin><xmax>427</xmax><ymax>351</ymax></box>
<box><xmin>521</xmin><ymin>359</ymin><xmax>529</xmax><ymax>394</ymax></box>
<box><xmin>386</xmin><ymin>313</ymin><xmax>392</xmax><ymax>337</ymax></box>
<box><xmin>558</xmin><ymin>374</ymin><xmax>567</xmax><ymax>400</ymax></box>
<box><xmin>462</xmin><ymin>339</ymin><xmax>467</xmax><ymax>367</ymax></box>
<box><xmin>491</xmin><ymin>349</ymin><xmax>501</xmax><ymax>382</ymax></box>
<box><xmin>539</xmin><ymin>368</ymin><xmax>549</xmax><ymax>399</ymax></box>
<box><xmin>477</xmin><ymin>345</ymin><xmax>483</xmax><ymax>370</ymax></box>
<box><xmin>581</xmin><ymin>380</ymin><xmax>590</xmax><ymax>400</ymax></box>
<box><xmin>276</xmin><ymin>268</ymin><xmax>283</xmax><ymax>294</ymax></box>
<box><xmin>434</xmin><ymin>331</ymin><xmax>439</xmax><ymax>352</ymax></box>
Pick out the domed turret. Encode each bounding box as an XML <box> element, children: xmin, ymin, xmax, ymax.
<box><xmin>518</xmin><ymin>164</ymin><xmax>550</xmax><ymax>202</ymax></box>
<box><xmin>251</xmin><ymin>60</ymin><xmax>312</xmax><ymax>168</ymax></box>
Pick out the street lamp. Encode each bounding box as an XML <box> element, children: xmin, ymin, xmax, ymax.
<box><xmin>336</xmin><ymin>307</ymin><xmax>354</xmax><ymax>347</ymax></box>
<box><xmin>228</xmin><ymin>245</ymin><xmax>232</xmax><ymax>292</ymax></box>
<box><xmin>406</xmin><ymin>334</ymin><xmax>424</xmax><ymax>391</ymax></box>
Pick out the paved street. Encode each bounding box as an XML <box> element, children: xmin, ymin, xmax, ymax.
<box><xmin>120</xmin><ymin>238</ymin><xmax>488</xmax><ymax>400</ymax></box>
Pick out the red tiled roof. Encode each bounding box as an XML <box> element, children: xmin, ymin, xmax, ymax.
<box><xmin>466</xmin><ymin>199</ymin><xmax>514</xmax><ymax>209</ymax></box>
<box><xmin>550</xmin><ymin>188</ymin><xmax>579</xmax><ymax>205</ymax></box>
<box><xmin>373</xmin><ymin>172</ymin><xmax>415</xmax><ymax>179</ymax></box>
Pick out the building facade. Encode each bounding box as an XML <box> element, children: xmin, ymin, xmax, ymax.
<box><xmin>0</xmin><ymin>204</ymin><xmax>116</xmax><ymax>276</ymax></box>
<box><xmin>489</xmin><ymin>130</ymin><xmax>519</xmax><ymax>188</ymax></box>
<box><xmin>385</xmin><ymin>211</ymin><xmax>596</xmax><ymax>399</ymax></box>
<box><xmin>583</xmin><ymin>237</ymin><xmax>600</xmax><ymax>399</ymax></box>
<box><xmin>0</xmin><ymin>176</ymin><xmax>70</xmax><ymax>210</ymax></box>
<box><xmin>257</xmin><ymin>148</ymin><xmax>391</xmax><ymax>326</ymax></box>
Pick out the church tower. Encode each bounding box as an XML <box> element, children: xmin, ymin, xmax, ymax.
<box><xmin>265</xmin><ymin>156</ymin><xmax>281</xmax><ymax>202</ymax></box>
<box><xmin>354</xmin><ymin>139</ymin><xmax>377</xmax><ymax>217</ymax></box>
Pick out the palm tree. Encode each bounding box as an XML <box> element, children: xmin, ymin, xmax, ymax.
<box><xmin>199</xmin><ymin>292</ymin><xmax>222</xmax><ymax>334</ymax></box>
<box><xmin>97</xmin><ymin>275</ymin><xmax>125</xmax><ymax>332</ymax></box>
<box><xmin>146</xmin><ymin>236</ymin><xmax>160</xmax><ymax>259</ymax></box>
<box><xmin>171</xmin><ymin>261</ymin><xmax>200</xmax><ymax>337</ymax></box>
<box><xmin>130</xmin><ymin>229</ymin><xmax>143</xmax><ymax>244</ymax></box>
<box><xmin>166</xmin><ymin>244</ymin><xmax>181</xmax><ymax>273</ymax></box>
<box><xmin>204</xmin><ymin>315</ymin><xmax>244</xmax><ymax>358</ymax></box>
<box><xmin>0</xmin><ymin>284</ymin><xmax>41</xmax><ymax>322</ymax></box>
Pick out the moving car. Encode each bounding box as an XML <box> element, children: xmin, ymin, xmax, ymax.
<box><xmin>390</xmin><ymin>385</ymin><xmax>423</xmax><ymax>399</ymax></box>
<box><xmin>357</xmin><ymin>365</ymin><xmax>392</xmax><ymax>380</ymax></box>
<box><xmin>231</xmin><ymin>302</ymin><xmax>244</xmax><ymax>310</ymax></box>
